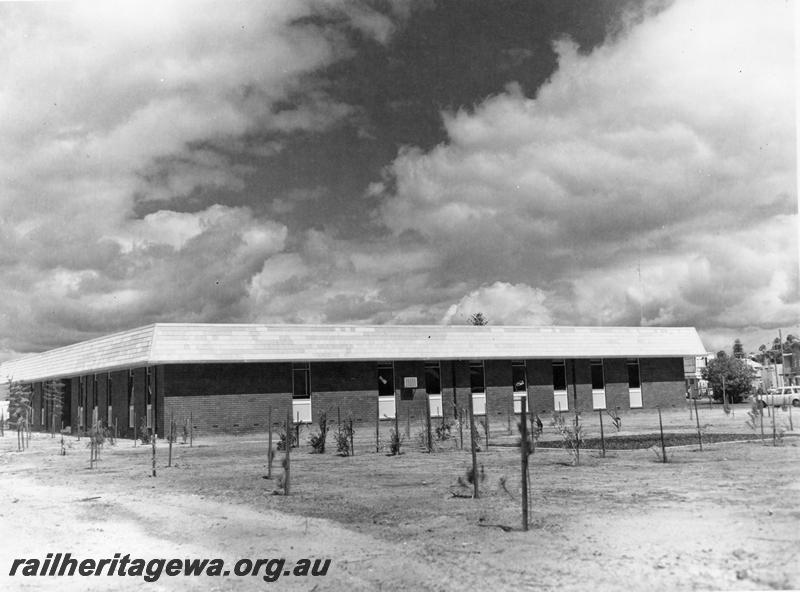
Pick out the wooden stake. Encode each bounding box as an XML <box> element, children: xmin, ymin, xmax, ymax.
<box><xmin>458</xmin><ymin>407</ymin><xmax>463</xmax><ymax>450</ymax></box>
<box><xmin>406</xmin><ymin>408</ymin><xmax>410</xmax><ymax>439</ymax></box>
<box><xmin>375</xmin><ymin>397</ymin><xmax>380</xmax><ymax>453</ymax></box>
<box><xmin>284</xmin><ymin>407</ymin><xmax>291</xmax><ymax>495</ymax></box>
<box><xmin>772</xmin><ymin>401</ymin><xmax>777</xmax><ymax>446</ymax></box>
<box><xmin>520</xmin><ymin>396</ymin><xmax>529</xmax><ymax>531</ymax></box>
<box><xmin>168</xmin><ymin>413</ymin><xmax>174</xmax><ymax>468</ymax></box>
<box><xmin>425</xmin><ymin>394</ymin><xmax>432</xmax><ymax>453</ymax></box>
<box><xmin>394</xmin><ymin>403</ymin><xmax>400</xmax><ymax>446</ymax></box>
<box><xmin>349</xmin><ymin>417</ymin><xmax>354</xmax><ymax>456</ymax></box>
<box><xmin>599</xmin><ymin>409</ymin><xmax>606</xmax><ymax>458</ymax></box>
<box><xmin>758</xmin><ymin>394</ymin><xmax>765</xmax><ymax>444</ymax></box>
<box><xmin>267</xmin><ymin>407</ymin><xmax>273</xmax><ymax>479</ymax></box>
<box><xmin>134</xmin><ymin>411</ymin><xmax>137</xmax><ymax>447</ymax></box>
<box><xmin>658</xmin><ymin>407</ymin><xmax>667</xmax><ymax>463</ymax></box>
<box><xmin>151</xmin><ymin>430</ymin><xmax>157</xmax><ymax>477</ymax></box>
<box><xmin>190</xmin><ymin>411</ymin><xmax>193</xmax><ymax>447</ymax></box>
<box><xmin>693</xmin><ymin>396</ymin><xmax>703</xmax><ymax>451</ymax></box>
<box><xmin>468</xmin><ymin>393</ymin><xmax>479</xmax><ymax>499</ymax></box>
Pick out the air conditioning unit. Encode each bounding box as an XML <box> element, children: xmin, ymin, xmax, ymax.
<box><xmin>403</xmin><ymin>376</ymin><xmax>418</xmax><ymax>388</ymax></box>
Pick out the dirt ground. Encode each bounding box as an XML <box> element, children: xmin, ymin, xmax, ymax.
<box><xmin>1</xmin><ymin>404</ymin><xmax>799</xmax><ymax>591</ymax></box>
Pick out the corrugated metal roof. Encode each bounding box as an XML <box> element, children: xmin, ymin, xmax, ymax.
<box><xmin>0</xmin><ymin>325</ymin><xmax>155</xmax><ymax>383</ymax></box>
<box><xmin>0</xmin><ymin>323</ymin><xmax>706</xmax><ymax>382</ymax></box>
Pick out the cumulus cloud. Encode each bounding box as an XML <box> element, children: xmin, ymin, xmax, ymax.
<box><xmin>0</xmin><ymin>0</ymin><xmax>795</xmax><ymax>360</ymax></box>
<box><xmin>441</xmin><ymin>282</ymin><xmax>554</xmax><ymax>326</ymax></box>
<box><xmin>0</xmin><ymin>0</ymin><xmax>399</xmax><ymax>354</ymax></box>
<box><xmin>375</xmin><ymin>0</ymin><xmax>796</xmax><ymax>350</ymax></box>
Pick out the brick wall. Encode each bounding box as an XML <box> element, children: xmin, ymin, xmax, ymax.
<box><xmin>528</xmin><ymin>359</ymin><xmax>554</xmax><ymax>415</ymax></box>
<box><xmin>570</xmin><ymin>359</ymin><xmax>593</xmax><ymax>412</ymax></box>
<box><xmin>640</xmin><ymin>357</ymin><xmax>685</xmax><ymax>408</ymax></box>
<box><xmin>521</xmin><ymin>357</ymin><xmax>686</xmax><ymax>414</ymax></box>
<box><xmin>164</xmin><ymin>393</ymin><xmax>292</xmax><ymax>435</ymax></box>
<box><xmin>57</xmin><ymin>356</ymin><xmax>688</xmax><ymax>437</ymax></box>
<box><xmin>603</xmin><ymin>358</ymin><xmax>631</xmax><ymax>411</ymax></box>
<box><xmin>311</xmin><ymin>361</ymin><xmax>376</xmax><ymax>426</ymax></box>
<box><xmin>486</xmin><ymin>360</ymin><xmax>513</xmax><ymax>421</ymax></box>
<box><xmin>444</xmin><ymin>361</ymin><xmax>475</xmax><ymax>418</ymax></box>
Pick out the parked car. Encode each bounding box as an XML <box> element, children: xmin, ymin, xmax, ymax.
<box><xmin>755</xmin><ymin>385</ymin><xmax>800</xmax><ymax>407</ymax></box>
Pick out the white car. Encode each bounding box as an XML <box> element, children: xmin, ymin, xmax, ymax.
<box><xmin>757</xmin><ymin>386</ymin><xmax>800</xmax><ymax>407</ymax></box>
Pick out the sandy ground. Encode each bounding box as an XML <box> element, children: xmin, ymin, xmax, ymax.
<box><xmin>1</xmin><ymin>404</ymin><xmax>799</xmax><ymax>591</ymax></box>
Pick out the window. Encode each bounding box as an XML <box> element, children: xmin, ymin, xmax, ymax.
<box><xmin>627</xmin><ymin>360</ymin><xmax>641</xmax><ymax>388</ymax></box>
<box><xmin>377</xmin><ymin>362</ymin><xmax>394</xmax><ymax>397</ymax></box>
<box><xmin>92</xmin><ymin>374</ymin><xmax>98</xmax><ymax>411</ymax></box>
<box><xmin>292</xmin><ymin>363</ymin><xmax>310</xmax><ymax>399</ymax></box>
<box><xmin>78</xmin><ymin>377</ymin><xmax>85</xmax><ymax>429</ymax></box>
<box><xmin>469</xmin><ymin>361</ymin><xmax>485</xmax><ymax>394</ymax></box>
<box><xmin>512</xmin><ymin>361</ymin><xmax>527</xmax><ymax>393</ymax></box>
<box><xmin>425</xmin><ymin>362</ymin><xmax>441</xmax><ymax>395</ymax></box>
<box><xmin>146</xmin><ymin>367</ymin><xmax>153</xmax><ymax>430</ymax></box>
<box><xmin>92</xmin><ymin>375</ymin><xmax>99</xmax><ymax>426</ymax></box>
<box><xmin>591</xmin><ymin>360</ymin><xmax>605</xmax><ymax>390</ymax></box>
<box><xmin>106</xmin><ymin>373</ymin><xmax>112</xmax><ymax>426</ymax></box>
<box><xmin>552</xmin><ymin>361</ymin><xmax>567</xmax><ymax>391</ymax></box>
<box><xmin>128</xmin><ymin>370</ymin><xmax>135</xmax><ymax>428</ymax></box>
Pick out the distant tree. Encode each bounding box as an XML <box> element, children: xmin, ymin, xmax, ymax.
<box><xmin>469</xmin><ymin>312</ymin><xmax>488</xmax><ymax>326</ymax></box>
<box><xmin>757</xmin><ymin>344</ymin><xmax>768</xmax><ymax>364</ymax></box>
<box><xmin>782</xmin><ymin>334</ymin><xmax>796</xmax><ymax>353</ymax></box>
<box><xmin>7</xmin><ymin>381</ymin><xmax>32</xmax><ymax>429</ymax></box>
<box><xmin>701</xmin><ymin>354</ymin><xmax>755</xmax><ymax>404</ymax></box>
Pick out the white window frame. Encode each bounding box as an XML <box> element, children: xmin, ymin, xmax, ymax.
<box><xmin>627</xmin><ymin>359</ymin><xmax>642</xmax><ymax>408</ymax></box>
<box><xmin>292</xmin><ymin>362</ymin><xmax>311</xmax><ymax>399</ymax></box>
<box><xmin>512</xmin><ymin>360</ymin><xmax>527</xmax><ymax>393</ymax></box>
<box><xmin>552</xmin><ymin>360</ymin><xmax>569</xmax><ymax>412</ymax></box>
<box><xmin>424</xmin><ymin>361</ymin><xmax>442</xmax><ymax>395</ymax></box>
<box><xmin>591</xmin><ymin>359</ymin><xmax>606</xmax><ymax>410</ymax></box>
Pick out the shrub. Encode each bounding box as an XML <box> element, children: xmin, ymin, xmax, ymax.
<box><xmin>334</xmin><ymin>419</ymin><xmax>354</xmax><ymax>456</ymax></box>
<box><xmin>308</xmin><ymin>412</ymin><xmax>329</xmax><ymax>454</ymax></box>
<box><xmin>606</xmin><ymin>408</ymin><xmax>622</xmax><ymax>431</ymax></box>
<box><xmin>389</xmin><ymin>429</ymin><xmax>403</xmax><ymax>456</ymax></box>
<box><xmin>435</xmin><ymin>418</ymin><xmax>452</xmax><ymax>441</ymax></box>
<box><xmin>277</xmin><ymin>425</ymin><xmax>298</xmax><ymax>451</ymax></box>
<box><xmin>138</xmin><ymin>417</ymin><xmax>151</xmax><ymax>444</ymax></box>
<box><xmin>458</xmin><ymin>464</ymin><xmax>485</xmax><ymax>487</ymax></box>
<box><xmin>551</xmin><ymin>411</ymin><xmax>584</xmax><ymax>465</ymax></box>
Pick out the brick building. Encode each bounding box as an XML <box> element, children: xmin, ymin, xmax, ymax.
<box><xmin>0</xmin><ymin>323</ymin><xmax>705</xmax><ymax>436</ymax></box>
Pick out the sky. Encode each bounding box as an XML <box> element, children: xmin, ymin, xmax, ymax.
<box><xmin>0</xmin><ymin>0</ymin><xmax>796</xmax><ymax>359</ymax></box>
